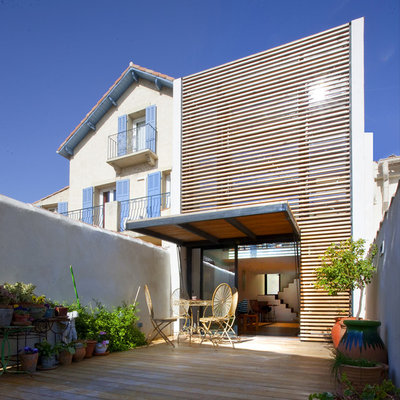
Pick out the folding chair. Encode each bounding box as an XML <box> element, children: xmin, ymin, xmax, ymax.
<box><xmin>171</xmin><ymin>288</ymin><xmax>191</xmax><ymax>343</ymax></box>
<box><xmin>219</xmin><ymin>288</ymin><xmax>239</xmax><ymax>347</ymax></box>
<box><xmin>199</xmin><ymin>283</ymin><xmax>232</xmax><ymax>347</ymax></box>
<box><xmin>144</xmin><ymin>284</ymin><xmax>177</xmax><ymax>348</ymax></box>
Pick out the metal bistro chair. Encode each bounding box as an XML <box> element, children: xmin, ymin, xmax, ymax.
<box><xmin>144</xmin><ymin>284</ymin><xmax>177</xmax><ymax>348</ymax></box>
<box><xmin>199</xmin><ymin>283</ymin><xmax>232</xmax><ymax>347</ymax></box>
<box><xmin>219</xmin><ymin>287</ymin><xmax>239</xmax><ymax>347</ymax></box>
<box><xmin>171</xmin><ymin>288</ymin><xmax>191</xmax><ymax>343</ymax></box>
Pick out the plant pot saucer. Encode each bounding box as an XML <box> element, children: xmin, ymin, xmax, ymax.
<box><xmin>37</xmin><ymin>365</ymin><xmax>58</xmax><ymax>371</ymax></box>
<box><xmin>94</xmin><ymin>351</ymin><xmax>110</xmax><ymax>356</ymax></box>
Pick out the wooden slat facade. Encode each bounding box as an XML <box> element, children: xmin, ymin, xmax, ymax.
<box><xmin>181</xmin><ymin>24</ymin><xmax>352</xmax><ymax>340</ymax></box>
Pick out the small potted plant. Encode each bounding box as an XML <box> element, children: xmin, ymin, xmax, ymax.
<box><xmin>12</xmin><ymin>306</ymin><xmax>31</xmax><ymax>325</ymax></box>
<box><xmin>30</xmin><ymin>294</ymin><xmax>47</xmax><ymax>320</ymax></box>
<box><xmin>94</xmin><ymin>331</ymin><xmax>109</xmax><ymax>355</ymax></box>
<box><xmin>72</xmin><ymin>340</ymin><xmax>87</xmax><ymax>362</ymax></box>
<box><xmin>35</xmin><ymin>339</ymin><xmax>58</xmax><ymax>369</ymax></box>
<box><xmin>0</xmin><ymin>285</ymin><xmax>16</xmax><ymax>327</ymax></box>
<box><xmin>58</xmin><ymin>342</ymin><xmax>75</xmax><ymax>366</ymax></box>
<box><xmin>18</xmin><ymin>346</ymin><xmax>39</xmax><ymax>373</ymax></box>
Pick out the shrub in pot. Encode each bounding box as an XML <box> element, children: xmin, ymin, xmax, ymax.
<box><xmin>0</xmin><ymin>285</ymin><xmax>16</xmax><ymax>326</ymax></box>
<box><xmin>58</xmin><ymin>342</ymin><xmax>75</xmax><ymax>366</ymax></box>
<box><xmin>35</xmin><ymin>339</ymin><xmax>58</xmax><ymax>369</ymax></box>
<box><xmin>314</xmin><ymin>238</ymin><xmax>378</xmax><ymax>347</ymax></box>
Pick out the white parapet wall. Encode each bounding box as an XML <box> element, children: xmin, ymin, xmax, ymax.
<box><xmin>0</xmin><ymin>194</ymin><xmax>172</xmax><ymax>337</ymax></box>
<box><xmin>366</xmin><ymin>183</ymin><xmax>400</xmax><ymax>386</ymax></box>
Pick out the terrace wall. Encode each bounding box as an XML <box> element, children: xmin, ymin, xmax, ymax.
<box><xmin>366</xmin><ymin>182</ymin><xmax>400</xmax><ymax>386</ymax></box>
<box><xmin>0</xmin><ymin>195</ymin><xmax>171</xmax><ymax>336</ymax></box>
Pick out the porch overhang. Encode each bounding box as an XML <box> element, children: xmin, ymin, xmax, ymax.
<box><xmin>126</xmin><ymin>203</ymin><xmax>300</xmax><ymax>247</ymax></box>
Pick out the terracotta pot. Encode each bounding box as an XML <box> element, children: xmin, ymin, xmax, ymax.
<box><xmin>58</xmin><ymin>350</ymin><xmax>73</xmax><ymax>365</ymax></box>
<box><xmin>339</xmin><ymin>363</ymin><xmax>388</xmax><ymax>392</ymax></box>
<box><xmin>338</xmin><ymin>320</ymin><xmax>388</xmax><ymax>363</ymax></box>
<box><xmin>55</xmin><ymin>306</ymin><xmax>68</xmax><ymax>317</ymax></box>
<box><xmin>20</xmin><ymin>352</ymin><xmax>38</xmax><ymax>373</ymax></box>
<box><xmin>331</xmin><ymin>317</ymin><xmax>357</xmax><ymax>348</ymax></box>
<box><xmin>85</xmin><ymin>340</ymin><xmax>97</xmax><ymax>358</ymax></box>
<box><xmin>0</xmin><ymin>305</ymin><xmax>14</xmax><ymax>327</ymax></box>
<box><xmin>73</xmin><ymin>346</ymin><xmax>86</xmax><ymax>362</ymax></box>
<box><xmin>12</xmin><ymin>313</ymin><xmax>30</xmax><ymax>325</ymax></box>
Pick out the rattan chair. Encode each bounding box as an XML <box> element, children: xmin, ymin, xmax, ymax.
<box><xmin>144</xmin><ymin>284</ymin><xmax>177</xmax><ymax>348</ymax></box>
<box><xmin>199</xmin><ymin>283</ymin><xmax>232</xmax><ymax>347</ymax></box>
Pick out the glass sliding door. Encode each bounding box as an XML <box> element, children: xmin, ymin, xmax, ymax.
<box><xmin>202</xmin><ymin>248</ymin><xmax>235</xmax><ymax>300</ymax></box>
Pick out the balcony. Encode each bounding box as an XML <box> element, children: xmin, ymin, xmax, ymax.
<box><xmin>107</xmin><ymin>124</ymin><xmax>157</xmax><ymax>169</ymax></box>
<box><xmin>63</xmin><ymin>193</ymin><xmax>170</xmax><ymax>231</ymax></box>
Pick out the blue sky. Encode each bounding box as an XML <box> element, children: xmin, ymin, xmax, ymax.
<box><xmin>1</xmin><ymin>0</ymin><xmax>399</xmax><ymax>203</ymax></box>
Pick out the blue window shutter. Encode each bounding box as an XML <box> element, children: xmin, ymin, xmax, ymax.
<box><xmin>116</xmin><ymin>179</ymin><xmax>130</xmax><ymax>231</ymax></box>
<box><xmin>57</xmin><ymin>202</ymin><xmax>68</xmax><ymax>216</ymax></box>
<box><xmin>82</xmin><ymin>187</ymin><xmax>93</xmax><ymax>224</ymax></box>
<box><xmin>145</xmin><ymin>105</ymin><xmax>156</xmax><ymax>153</ymax></box>
<box><xmin>117</xmin><ymin>115</ymin><xmax>127</xmax><ymax>156</ymax></box>
<box><xmin>147</xmin><ymin>171</ymin><xmax>161</xmax><ymax>218</ymax></box>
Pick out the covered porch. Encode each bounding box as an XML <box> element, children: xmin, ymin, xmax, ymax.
<box><xmin>1</xmin><ymin>337</ymin><xmax>334</xmax><ymax>399</ymax></box>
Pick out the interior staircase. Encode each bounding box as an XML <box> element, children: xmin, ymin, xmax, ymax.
<box><xmin>257</xmin><ymin>279</ymin><xmax>299</xmax><ymax>322</ymax></box>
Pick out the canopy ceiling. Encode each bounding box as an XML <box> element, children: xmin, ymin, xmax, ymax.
<box><xmin>126</xmin><ymin>203</ymin><xmax>300</xmax><ymax>247</ymax></box>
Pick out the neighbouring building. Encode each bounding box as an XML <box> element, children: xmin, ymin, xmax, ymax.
<box><xmin>35</xmin><ymin>63</ymin><xmax>174</xmax><ymax>244</ymax></box>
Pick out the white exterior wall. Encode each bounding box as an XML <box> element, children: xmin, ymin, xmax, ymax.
<box><xmin>34</xmin><ymin>187</ymin><xmax>69</xmax><ymax>210</ymax></box>
<box><xmin>68</xmin><ymin>80</ymin><xmax>173</xmax><ymax>211</ymax></box>
<box><xmin>366</xmin><ymin>183</ymin><xmax>400</xmax><ymax>386</ymax></box>
<box><xmin>0</xmin><ymin>194</ymin><xmax>172</xmax><ymax>336</ymax></box>
<box><xmin>350</xmin><ymin>18</ymin><xmax>374</xmax><ymax>317</ymax></box>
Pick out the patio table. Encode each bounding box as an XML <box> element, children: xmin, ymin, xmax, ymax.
<box><xmin>184</xmin><ymin>299</ymin><xmax>212</xmax><ymax>342</ymax></box>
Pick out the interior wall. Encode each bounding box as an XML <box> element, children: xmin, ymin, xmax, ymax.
<box><xmin>0</xmin><ymin>195</ymin><xmax>171</xmax><ymax>337</ymax></box>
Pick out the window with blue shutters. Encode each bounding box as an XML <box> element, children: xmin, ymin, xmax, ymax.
<box><xmin>145</xmin><ymin>105</ymin><xmax>156</xmax><ymax>153</ymax></box>
<box><xmin>82</xmin><ymin>187</ymin><xmax>93</xmax><ymax>224</ymax></box>
<box><xmin>116</xmin><ymin>179</ymin><xmax>130</xmax><ymax>231</ymax></box>
<box><xmin>147</xmin><ymin>171</ymin><xmax>161</xmax><ymax>218</ymax></box>
<box><xmin>57</xmin><ymin>202</ymin><xmax>68</xmax><ymax>216</ymax></box>
<box><xmin>117</xmin><ymin>115</ymin><xmax>127</xmax><ymax>156</ymax></box>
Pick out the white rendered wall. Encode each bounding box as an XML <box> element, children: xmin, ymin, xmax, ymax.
<box><xmin>68</xmin><ymin>80</ymin><xmax>173</xmax><ymax>211</ymax></box>
<box><xmin>0</xmin><ymin>195</ymin><xmax>171</xmax><ymax>337</ymax></box>
<box><xmin>366</xmin><ymin>183</ymin><xmax>400</xmax><ymax>386</ymax></box>
<box><xmin>350</xmin><ymin>18</ymin><xmax>374</xmax><ymax>317</ymax></box>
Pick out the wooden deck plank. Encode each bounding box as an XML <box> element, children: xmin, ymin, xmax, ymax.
<box><xmin>1</xmin><ymin>337</ymin><xmax>335</xmax><ymax>400</ymax></box>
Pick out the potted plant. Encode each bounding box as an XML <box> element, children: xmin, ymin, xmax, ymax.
<box><xmin>72</xmin><ymin>341</ymin><xmax>87</xmax><ymax>362</ymax></box>
<box><xmin>18</xmin><ymin>346</ymin><xmax>39</xmax><ymax>373</ymax></box>
<box><xmin>30</xmin><ymin>294</ymin><xmax>47</xmax><ymax>320</ymax></box>
<box><xmin>315</xmin><ymin>238</ymin><xmax>379</xmax><ymax>348</ymax></box>
<box><xmin>35</xmin><ymin>339</ymin><xmax>58</xmax><ymax>369</ymax></box>
<box><xmin>44</xmin><ymin>299</ymin><xmax>57</xmax><ymax>318</ymax></box>
<box><xmin>4</xmin><ymin>282</ymin><xmax>36</xmax><ymax>305</ymax></box>
<box><xmin>12</xmin><ymin>306</ymin><xmax>31</xmax><ymax>325</ymax></box>
<box><xmin>0</xmin><ymin>285</ymin><xmax>16</xmax><ymax>326</ymax></box>
<box><xmin>58</xmin><ymin>342</ymin><xmax>75</xmax><ymax>366</ymax></box>
<box><xmin>332</xmin><ymin>350</ymin><xmax>389</xmax><ymax>394</ymax></box>
<box><xmin>94</xmin><ymin>331</ymin><xmax>109</xmax><ymax>355</ymax></box>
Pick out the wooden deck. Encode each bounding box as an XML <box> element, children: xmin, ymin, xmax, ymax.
<box><xmin>1</xmin><ymin>336</ymin><xmax>335</xmax><ymax>399</ymax></box>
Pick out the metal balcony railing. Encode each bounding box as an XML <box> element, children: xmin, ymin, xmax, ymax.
<box><xmin>61</xmin><ymin>192</ymin><xmax>170</xmax><ymax>231</ymax></box>
<box><xmin>64</xmin><ymin>205</ymin><xmax>104</xmax><ymax>227</ymax></box>
<box><xmin>107</xmin><ymin>124</ymin><xmax>156</xmax><ymax>160</ymax></box>
<box><xmin>120</xmin><ymin>192</ymin><xmax>170</xmax><ymax>231</ymax></box>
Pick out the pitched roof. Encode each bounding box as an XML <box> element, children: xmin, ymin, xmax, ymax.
<box><xmin>33</xmin><ymin>186</ymin><xmax>69</xmax><ymax>204</ymax></box>
<box><xmin>57</xmin><ymin>63</ymin><xmax>174</xmax><ymax>159</ymax></box>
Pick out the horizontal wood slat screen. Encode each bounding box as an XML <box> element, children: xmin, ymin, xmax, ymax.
<box><xmin>181</xmin><ymin>24</ymin><xmax>352</xmax><ymax>341</ymax></box>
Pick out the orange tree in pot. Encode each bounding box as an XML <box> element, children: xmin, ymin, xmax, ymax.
<box><xmin>314</xmin><ymin>238</ymin><xmax>378</xmax><ymax>347</ymax></box>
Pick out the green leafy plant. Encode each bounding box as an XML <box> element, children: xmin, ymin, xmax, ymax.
<box><xmin>4</xmin><ymin>282</ymin><xmax>36</xmax><ymax>303</ymax></box>
<box><xmin>0</xmin><ymin>285</ymin><xmax>17</xmax><ymax>305</ymax></box>
<box><xmin>35</xmin><ymin>339</ymin><xmax>59</xmax><ymax>358</ymax></box>
<box><xmin>58</xmin><ymin>342</ymin><xmax>76</xmax><ymax>355</ymax></box>
<box><xmin>67</xmin><ymin>301</ymin><xmax>146</xmax><ymax>352</ymax></box>
<box><xmin>315</xmin><ymin>239</ymin><xmax>377</xmax><ymax>316</ymax></box>
<box><xmin>332</xmin><ymin>350</ymin><xmax>377</xmax><ymax>379</ymax></box>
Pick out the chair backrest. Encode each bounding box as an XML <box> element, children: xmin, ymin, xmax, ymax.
<box><xmin>212</xmin><ymin>283</ymin><xmax>232</xmax><ymax>318</ymax></box>
<box><xmin>144</xmin><ymin>284</ymin><xmax>154</xmax><ymax>319</ymax></box>
<box><xmin>171</xmin><ymin>288</ymin><xmax>189</xmax><ymax>317</ymax></box>
<box><xmin>229</xmin><ymin>288</ymin><xmax>239</xmax><ymax>317</ymax></box>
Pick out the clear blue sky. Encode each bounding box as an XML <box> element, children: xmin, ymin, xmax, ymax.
<box><xmin>1</xmin><ymin>0</ymin><xmax>399</xmax><ymax>203</ymax></box>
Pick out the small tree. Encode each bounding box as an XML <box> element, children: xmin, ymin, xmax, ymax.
<box><xmin>315</xmin><ymin>238</ymin><xmax>377</xmax><ymax>317</ymax></box>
